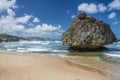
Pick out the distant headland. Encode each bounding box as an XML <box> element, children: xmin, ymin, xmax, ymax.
<box><xmin>0</xmin><ymin>33</ymin><xmax>51</xmax><ymax>42</ymax></box>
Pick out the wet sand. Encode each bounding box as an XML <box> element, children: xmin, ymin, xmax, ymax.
<box><xmin>66</xmin><ymin>51</ymin><xmax>120</xmax><ymax>80</ymax></box>
<box><xmin>0</xmin><ymin>52</ymin><xmax>112</xmax><ymax>80</ymax></box>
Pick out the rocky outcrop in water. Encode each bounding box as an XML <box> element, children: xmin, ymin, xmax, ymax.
<box><xmin>62</xmin><ymin>13</ymin><xmax>117</xmax><ymax>49</ymax></box>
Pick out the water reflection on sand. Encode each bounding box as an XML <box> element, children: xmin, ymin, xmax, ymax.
<box><xmin>66</xmin><ymin>52</ymin><xmax>120</xmax><ymax>80</ymax></box>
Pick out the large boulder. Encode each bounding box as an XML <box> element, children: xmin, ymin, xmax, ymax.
<box><xmin>62</xmin><ymin>13</ymin><xmax>117</xmax><ymax>49</ymax></box>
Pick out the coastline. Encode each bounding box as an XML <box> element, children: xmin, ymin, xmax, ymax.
<box><xmin>0</xmin><ymin>52</ymin><xmax>113</xmax><ymax>80</ymax></box>
<box><xmin>66</xmin><ymin>56</ymin><xmax>120</xmax><ymax>80</ymax></box>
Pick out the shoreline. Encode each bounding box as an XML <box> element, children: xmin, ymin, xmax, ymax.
<box><xmin>0</xmin><ymin>52</ymin><xmax>113</xmax><ymax>80</ymax></box>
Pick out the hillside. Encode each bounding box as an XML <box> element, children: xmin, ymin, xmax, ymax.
<box><xmin>0</xmin><ymin>34</ymin><xmax>52</xmax><ymax>42</ymax></box>
<box><xmin>0</xmin><ymin>34</ymin><xmax>25</xmax><ymax>42</ymax></box>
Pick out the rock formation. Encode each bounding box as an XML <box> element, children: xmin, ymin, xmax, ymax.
<box><xmin>62</xmin><ymin>13</ymin><xmax>117</xmax><ymax>50</ymax></box>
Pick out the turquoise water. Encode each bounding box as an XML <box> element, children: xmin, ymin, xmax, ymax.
<box><xmin>0</xmin><ymin>40</ymin><xmax>120</xmax><ymax>55</ymax></box>
<box><xmin>0</xmin><ymin>40</ymin><xmax>120</xmax><ymax>63</ymax></box>
<box><xmin>0</xmin><ymin>40</ymin><xmax>68</xmax><ymax>53</ymax></box>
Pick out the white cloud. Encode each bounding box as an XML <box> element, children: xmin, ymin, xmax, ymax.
<box><xmin>23</xmin><ymin>24</ymin><xmax>62</xmax><ymax>38</ymax></box>
<box><xmin>108</xmin><ymin>0</ymin><xmax>120</xmax><ymax>10</ymax></box>
<box><xmin>78</xmin><ymin>3</ymin><xmax>98</xmax><ymax>13</ymax></box>
<box><xmin>7</xmin><ymin>8</ymin><xmax>15</xmax><ymax>16</ymax></box>
<box><xmin>78</xmin><ymin>3</ymin><xmax>107</xmax><ymax>13</ymax></box>
<box><xmin>0</xmin><ymin>0</ymin><xmax>63</xmax><ymax>38</ymax></box>
<box><xmin>108</xmin><ymin>12</ymin><xmax>116</xmax><ymax>19</ymax></box>
<box><xmin>16</xmin><ymin>14</ymin><xmax>33</xmax><ymax>24</ymax></box>
<box><xmin>0</xmin><ymin>12</ymin><xmax>63</xmax><ymax>37</ymax></box>
<box><xmin>0</xmin><ymin>13</ymin><xmax>63</xmax><ymax>38</ymax></box>
<box><xmin>33</xmin><ymin>17</ymin><xmax>40</xmax><ymax>22</ymax></box>
<box><xmin>0</xmin><ymin>0</ymin><xmax>17</xmax><ymax>12</ymax></box>
<box><xmin>26</xmin><ymin>24</ymin><xmax>61</xmax><ymax>35</ymax></box>
<box><xmin>98</xmin><ymin>3</ymin><xmax>107</xmax><ymax>12</ymax></box>
<box><xmin>0</xmin><ymin>14</ymin><xmax>25</xmax><ymax>32</ymax></box>
<box><xmin>78</xmin><ymin>1</ymin><xmax>120</xmax><ymax>14</ymax></box>
<box><xmin>71</xmin><ymin>15</ymin><xmax>76</xmax><ymax>19</ymax></box>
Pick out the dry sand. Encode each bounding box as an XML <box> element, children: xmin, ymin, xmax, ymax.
<box><xmin>0</xmin><ymin>52</ymin><xmax>112</xmax><ymax>80</ymax></box>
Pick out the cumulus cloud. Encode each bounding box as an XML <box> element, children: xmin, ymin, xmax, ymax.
<box><xmin>16</xmin><ymin>14</ymin><xmax>33</xmax><ymax>24</ymax></box>
<box><xmin>0</xmin><ymin>0</ymin><xmax>63</xmax><ymax>38</ymax></box>
<box><xmin>26</xmin><ymin>24</ymin><xmax>61</xmax><ymax>33</ymax></box>
<box><xmin>98</xmin><ymin>3</ymin><xmax>107</xmax><ymax>12</ymax></box>
<box><xmin>7</xmin><ymin>8</ymin><xmax>15</xmax><ymax>16</ymax></box>
<box><xmin>78</xmin><ymin>3</ymin><xmax>98</xmax><ymax>13</ymax></box>
<box><xmin>0</xmin><ymin>14</ymin><xmax>25</xmax><ymax>33</ymax></box>
<box><xmin>78</xmin><ymin>3</ymin><xmax>107</xmax><ymax>13</ymax></box>
<box><xmin>0</xmin><ymin>0</ymin><xmax>17</xmax><ymax>12</ymax></box>
<box><xmin>26</xmin><ymin>24</ymin><xmax>61</xmax><ymax>36</ymax></box>
<box><xmin>0</xmin><ymin>13</ymin><xmax>63</xmax><ymax>37</ymax></box>
<box><xmin>108</xmin><ymin>12</ymin><xmax>116</xmax><ymax>19</ymax></box>
<box><xmin>108</xmin><ymin>0</ymin><xmax>120</xmax><ymax>10</ymax></box>
<box><xmin>33</xmin><ymin>17</ymin><xmax>40</xmax><ymax>22</ymax></box>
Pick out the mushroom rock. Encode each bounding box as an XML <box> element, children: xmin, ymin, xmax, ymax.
<box><xmin>62</xmin><ymin>13</ymin><xmax>117</xmax><ymax>50</ymax></box>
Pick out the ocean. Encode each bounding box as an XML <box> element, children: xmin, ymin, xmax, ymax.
<box><xmin>0</xmin><ymin>40</ymin><xmax>120</xmax><ymax>55</ymax></box>
<box><xmin>0</xmin><ymin>40</ymin><xmax>69</xmax><ymax>53</ymax></box>
<box><xmin>0</xmin><ymin>40</ymin><xmax>120</xmax><ymax>63</ymax></box>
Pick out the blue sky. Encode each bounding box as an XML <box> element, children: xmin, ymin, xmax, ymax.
<box><xmin>0</xmin><ymin>0</ymin><xmax>120</xmax><ymax>39</ymax></box>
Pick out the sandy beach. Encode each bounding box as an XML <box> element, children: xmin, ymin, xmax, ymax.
<box><xmin>0</xmin><ymin>52</ymin><xmax>112</xmax><ymax>80</ymax></box>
